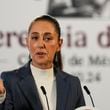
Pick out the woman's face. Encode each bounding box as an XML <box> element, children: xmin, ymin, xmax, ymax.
<box><xmin>26</xmin><ymin>20</ymin><xmax>63</xmax><ymax>69</ymax></box>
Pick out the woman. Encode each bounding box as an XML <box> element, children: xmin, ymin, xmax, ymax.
<box><xmin>0</xmin><ymin>15</ymin><xmax>85</xmax><ymax>110</ymax></box>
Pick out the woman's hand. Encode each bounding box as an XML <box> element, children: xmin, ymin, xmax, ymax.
<box><xmin>0</xmin><ymin>80</ymin><xmax>5</xmax><ymax>94</ymax></box>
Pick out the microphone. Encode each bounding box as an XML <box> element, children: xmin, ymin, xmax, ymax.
<box><xmin>40</xmin><ymin>86</ymin><xmax>50</xmax><ymax>110</ymax></box>
<box><xmin>83</xmin><ymin>85</ymin><xmax>95</xmax><ymax>107</ymax></box>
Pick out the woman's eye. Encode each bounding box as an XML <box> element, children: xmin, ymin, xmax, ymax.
<box><xmin>44</xmin><ymin>36</ymin><xmax>53</xmax><ymax>41</ymax></box>
<box><xmin>45</xmin><ymin>37</ymin><xmax>51</xmax><ymax>41</ymax></box>
<box><xmin>31</xmin><ymin>36</ymin><xmax>38</xmax><ymax>40</ymax></box>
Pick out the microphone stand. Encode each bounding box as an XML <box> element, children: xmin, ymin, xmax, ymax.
<box><xmin>83</xmin><ymin>85</ymin><xmax>95</xmax><ymax>107</ymax></box>
<box><xmin>40</xmin><ymin>86</ymin><xmax>50</xmax><ymax>110</ymax></box>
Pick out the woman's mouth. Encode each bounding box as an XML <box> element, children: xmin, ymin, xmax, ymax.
<box><xmin>36</xmin><ymin>52</ymin><xmax>47</xmax><ymax>56</ymax></box>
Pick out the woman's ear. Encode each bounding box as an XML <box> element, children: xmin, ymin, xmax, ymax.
<box><xmin>57</xmin><ymin>38</ymin><xmax>63</xmax><ymax>52</ymax></box>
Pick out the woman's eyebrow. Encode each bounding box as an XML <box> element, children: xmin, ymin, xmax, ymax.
<box><xmin>31</xmin><ymin>32</ymin><xmax>39</xmax><ymax>35</ymax></box>
<box><xmin>44</xmin><ymin>32</ymin><xmax>52</xmax><ymax>35</ymax></box>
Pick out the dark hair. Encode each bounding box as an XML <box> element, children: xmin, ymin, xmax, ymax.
<box><xmin>28</xmin><ymin>15</ymin><xmax>61</xmax><ymax>38</ymax></box>
<box><xmin>28</xmin><ymin>15</ymin><xmax>63</xmax><ymax>70</ymax></box>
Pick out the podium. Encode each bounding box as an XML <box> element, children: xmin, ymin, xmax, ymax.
<box><xmin>75</xmin><ymin>106</ymin><xmax>99</xmax><ymax>110</ymax></box>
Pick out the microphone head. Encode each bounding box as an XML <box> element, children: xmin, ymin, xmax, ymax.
<box><xmin>40</xmin><ymin>86</ymin><xmax>46</xmax><ymax>95</ymax></box>
<box><xmin>83</xmin><ymin>85</ymin><xmax>90</xmax><ymax>95</ymax></box>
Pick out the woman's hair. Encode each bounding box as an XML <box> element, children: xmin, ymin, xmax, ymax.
<box><xmin>28</xmin><ymin>15</ymin><xmax>61</xmax><ymax>38</ymax></box>
<box><xmin>28</xmin><ymin>15</ymin><xmax>63</xmax><ymax>70</ymax></box>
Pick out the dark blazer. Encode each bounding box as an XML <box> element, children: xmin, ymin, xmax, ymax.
<box><xmin>1</xmin><ymin>62</ymin><xmax>85</xmax><ymax>110</ymax></box>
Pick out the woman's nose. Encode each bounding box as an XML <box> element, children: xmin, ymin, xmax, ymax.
<box><xmin>36</xmin><ymin>39</ymin><xmax>45</xmax><ymax>48</ymax></box>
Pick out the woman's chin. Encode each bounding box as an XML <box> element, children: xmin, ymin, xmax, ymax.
<box><xmin>33</xmin><ymin>60</ymin><xmax>52</xmax><ymax>68</ymax></box>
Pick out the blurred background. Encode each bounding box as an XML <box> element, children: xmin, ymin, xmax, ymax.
<box><xmin>0</xmin><ymin>0</ymin><xmax>110</xmax><ymax>109</ymax></box>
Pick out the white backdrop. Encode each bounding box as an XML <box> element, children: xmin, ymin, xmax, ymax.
<box><xmin>0</xmin><ymin>0</ymin><xmax>110</xmax><ymax>109</ymax></box>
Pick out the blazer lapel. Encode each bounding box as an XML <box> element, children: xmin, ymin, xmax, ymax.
<box><xmin>17</xmin><ymin>63</ymin><xmax>43</xmax><ymax>110</ymax></box>
<box><xmin>55</xmin><ymin>69</ymin><xmax>70</xmax><ymax>110</ymax></box>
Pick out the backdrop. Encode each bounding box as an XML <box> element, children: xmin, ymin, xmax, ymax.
<box><xmin>0</xmin><ymin>0</ymin><xmax>110</xmax><ymax>109</ymax></box>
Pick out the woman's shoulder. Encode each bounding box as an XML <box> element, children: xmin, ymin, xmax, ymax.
<box><xmin>1</xmin><ymin>64</ymin><xmax>27</xmax><ymax>81</ymax></box>
<box><xmin>58</xmin><ymin>69</ymin><xmax>80</xmax><ymax>82</ymax></box>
